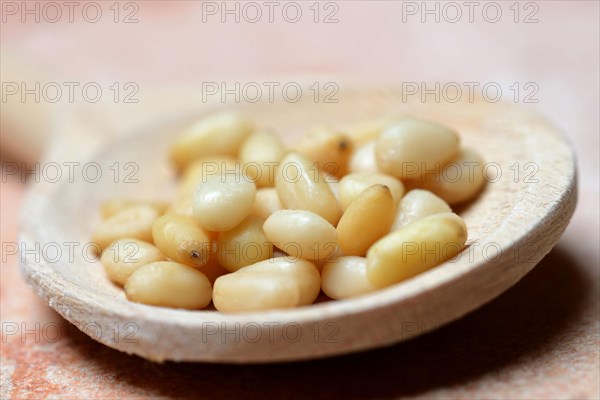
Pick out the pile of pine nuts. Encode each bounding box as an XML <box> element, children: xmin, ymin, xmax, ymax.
<box><xmin>93</xmin><ymin>112</ymin><xmax>484</xmax><ymax>312</ymax></box>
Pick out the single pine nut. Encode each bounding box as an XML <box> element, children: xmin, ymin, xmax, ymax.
<box><xmin>100</xmin><ymin>239</ymin><xmax>166</xmax><ymax>286</ymax></box>
<box><xmin>275</xmin><ymin>152</ymin><xmax>341</xmax><ymax>225</ymax></box>
<box><xmin>217</xmin><ymin>215</ymin><xmax>273</xmax><ymax>272</ymax></box>
<box><xmin>193</xmin><ymin>174</ymin><xmax>257</xmax><ymax>231</ymax></box>
<box><xmin>264</xmin><ymin>210</ymin><xmax>337</xmax><ymax>261</ymax></box>
<box><xmin>321</xmin><ymin>256</ymin><xmax>377</xmax><ymax>299</ymax></box>
<box><xmin>178</xmin><ymin>156</ymin><xmax>239</xmax><ymax>198</ymax></box>
<box><xmin>345</xmin><ymin>117</ymin><xmax>393</xmax><ymax>146</ymax></box>
<box><xmin>236</xmin><ymin>257</ymin><xmax>321</xmax><ymax>306</ymax></box>
<box><xmin>325</xmin><ymin>173</ymin><xmax>341</xmax><ymax>203</ymax></box>
<box><xmin>166</xmin><ymin>194</ymin><xmax>194</xmax><ymax>217</ymax></box>
<box><xmin>213</xmin><ymin>257</ymin><xmax>320</xmax><ymax>312</ymax></box>
<box><xmin>251</xmin><ymin>188</ymin><xmax>283</xmax><ymax>220</ymax></box>
<box><xmin>294</xmin><ymin>127</ymin><xmax>354</xmax><ymax>177</ymax></box>
<box><xmin>349</xmin><ymin>141</ymin><xmax>379</xmax><ymax>174</ymax></box>
<box><xmin>417</xmin><ymin>148</ymin><xmax>486</xmax><ymax>205</ymax></box>
<box><xmin>125</xmin><ymin>261</ymin><xmax>212</xmax><ymax>309</ymax></box>
<box><xmin>376</xmin><ymin>118</ymin><xmax>460</xmax><ymax>180</ymax></box>
<box><xmin>338</xmin><ymin>173</ymin><xmax>405</xmax><ymax>210</ymax></box>
<box><xmin>213</xmin><ymin>272</ymin><xmax>300</xmax><ymax>313</ymax></box>
<box><xmin>393</xmin><ymin>189</ymin><xmax>452</xmax><ymax>230</ymax></box>
<box><xmin>152</xmin><ymin>214</ymin><xmax>212</xmax><ymax>268</ymax></box>
<box><xmin>101</xmin><ymin>199</ymin><xmax>168</xmax><ymax>220</ymax></box>
<box><xmin>239</xmin><ymin>131</ymin><xmax>286</xmax><ymax>187</ymax></box>
<box><xmin>170</xmin><ymin>112</ymin><xmax>253</xmax><ymax>169</ymax></box>
<box><xmin>92</xmin><ymin>205</ymin><xmax>160</xmax><ymax>250</ymax></box>
<box><xmin>337</xmin><ymin>185</ymin><xmax>396</xmax><ymax>256</ymax></box>
<box><xmin>367</xmin><ymin>213</ymin><xmax>467</xmax><ymax>288</ymax></box>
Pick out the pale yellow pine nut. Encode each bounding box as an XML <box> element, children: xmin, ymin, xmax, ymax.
<box><xmin>165</xmin><ymin>200</ymin><xmax>225</xmax><ymax>241</ymax></box>
<box><xmin>92</xmin><ymin>205</ymin><xmax>160</xmax><ymax>250</ymax></box>
<box><xmin>338</xmin><ymin>173</ymin><xmax>405</xmax><ymax>211</ymax></box>
<box><xmin>217</xmin><ymin>215</ymin><xmax>273</xmax><ymax>272</ymax></box>
<box><xmin>166</xmin><ymin>194</ymin><xmax>194</xmax><ymax>217</ymax></box>
<box><xmin>239</xmin><ymin>131</ymin><xmax>287</xmax><ymax>187</ymax></box>
<box><xmin>325</xmin><ymin>173</ymin><xmax>341</xmax><ymax>204</ymax></box>
<box><xmin>152</xmin><ymin>214</ymin><xmax>212</xmax><ymax>268</ymax></box>
<box><xmin>349</xmin><ymin>141</ymin><xmax>379</xmax><ymax>174</ymax></box>
<box><xmin>250</xmin><ymin>188</ymin><xmax>283</xmax><ymax>220</ymax></box>
<box><xmin>275</xmin><ymin>152</ymin><xmax>341</xmax><ymax>225</ymax></box>
<box><xmin>125</xmin><ymin>261</ymin><xmax>212</xmax><ymax>309</ymax></box>
<box><xmin>345</xmin><ymin>117</ymin><xmax>393</xmax><ymax>146</ymax></box>
<box><xmin>213</xmin><ymin>272</ymin><xmax>300</xmax><ymax>313</ymax></box>
<box><xmin>392</xmin><ymin>189</ymin><xmax>452</xmax><ymax>230</ymax></box>
<box><xmin>100</xmin><ymin>239</ymin><xmax>166</xmax><ymax>286</ymax></box>
<box><xmin>417</xmin><ymin>148</ymin><xmax>486</xmax><ymax>205</ymax></box>
<box><xmin>236</xmin><ymin>257</ymin><xmax>321</xmax><ymax>306</ymax></box>
<box><xmin>178</xmin><ymin>156</ymin><xmax>239</xmax><ymax>198</ymax></box>
<box><xmin>376</xmin><ymin>118</ymin><xmax>460</xmax><ymax>180</ymax></box>
<box><xmin>193</xmin><ymin>173</ymin><xmax>257</xmax><ymax>231</ymax></box>
<box><xmin>337</xmin><ymin>185</ymin><xmax>396</xmax><ymax>256</ymax></box>
<box><xmin>101</xmin><ymin>199</ymin><xmax>168</xmax><ymax>220</ymax></box>
<box><xmin>321</xmin><ymin>256</ymin><xmax>377</xmax><ymax>299</ymax></box>
<box><xmin>367</xmin><ymin>213</ymin><xmax>467</xmax><ymax>288</ymax></box>
<box><xmin>263</xmin><ymin>210</ymin><xmax>337</xmax><ymax>261</ymax></box>
<box><xmin>170</xmin><ymin>112</ymin><xmax>253</xmax><ymax>169</ymax></box>
<box><xmin>293</xmin><ymin>127</ymin><xmax>353</xmax><ymax>178</ymax></box>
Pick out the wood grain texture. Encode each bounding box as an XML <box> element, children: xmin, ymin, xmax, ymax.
<box><xmin>19</xmin><ymin>84</ymin><xmax>577</xmax><ymax>363</ymax></box>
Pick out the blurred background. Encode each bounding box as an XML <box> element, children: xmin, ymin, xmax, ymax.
<box><xmin>1</xmin><ymin>1</ymin><xmax>598</xmax><ymax>399</ymax></box>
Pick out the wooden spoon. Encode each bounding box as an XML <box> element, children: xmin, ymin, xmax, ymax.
<box><xmin>19</xmin><ymin>85</ymin><xmax>576</xmax><ymax>363</ymax></box>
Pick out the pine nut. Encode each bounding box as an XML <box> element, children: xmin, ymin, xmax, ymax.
<box><xmin>213</xmin><ymin>257</ymin><xmax>320</xmax><ymax>312</ymax></box>
<box><xmin>152</xmin><ymin>214</ymin><xmax>212</xmax><ymax>268</ymax></box>
<box><xmin>100</xmin><ymin>239</ymin><xmax>166</xmax><ymax>286</ymax></box>
<box><xmin>193</xmin><ymin>174</ymin><xmax>257</xmax><ymax>231</ymax></box>
<box><xmin>170</xmin><ymin>112</ymin><xmax>253</xmax><ymax>169</ymax></box>
<box><xmin>346</xmin><ymin>117</ymin><xmax>393</xmax><ymax>145</ymax></box>
<box><xmin>217</xmin><ymin>215</ymin><xmax>273</xmax><ymax>272</ymax></box>
<box><xmin>92</xmin><ymin>205</ymin><xmax>160</xmax><ymax>250</ymax></box>
<box><xmin>417</xmin><ymin>148</ymin><xmax>486</xmax><ymax>205</ymax></box>
<box><xmin>294</xmin><ymin>127</ymin><xmax>353</xmax><ymax>178</ymax></box>
<box><xmin>393</xmin><ymin>189</ymin><xmax>452</xmax><ymax>230</ymax></box>
<box><xmin>367</xmin><ymin>213</ymin><xmax>467</xmax><ymax>288</ymax></box>
<box><xmin>350</xmin><ymin>141</ymin><xmax>379</xmax><ymax>174</ymax></box>
<box><xmin>251</xmin><ymin>188</ymin><xmax>283</xmax><ymax>220</ymax></box>
<box><xmin>125</xmin><ymin>261</ymin><xmax>212</xmax><ymax>309</ymax></box>
<box><xmin>325</xmin><ymin>173</ymin><xmax>341</xmax><ymax>204</ymax></box>
<box><xmin>239</xmin><ymin>131</ymin><xmax>286</xmax><ymax>187</ymax></box>
<box><xmin>376</xmin><ymin>118</ymin><xmax>460</xmax><ymax>181</ymax></box>
<box><xmin>166</xmin><ymin>194</ymin><xmax>194</xmax><ymax>217</ymax></box>
<box><xmin>178</xmin><ymin>156</ymin><xmax>239</xmax><ymax>198</ymax></box>
<box><xmin>275</xmin><ymin>152</ymin><xmax>341</xmax><ymax>225</ymax></box>
<box><xmin>101</xmin><ymin>199</ymin><xmax>168</xmax><ymax>220</ymax></box>
<box><xmin>338</xmin><ymin>173</ymin><xmax>405</xmax><ymax>211</ymax></box>
<box><xmin>213</xmin><ymin>272</ymin><xmax>300</xmax><ymax>313</ymax></box>
<box><xmin>337</xmin><ymin>185</ymin><xmax>396</xmax><ymax>256</ymax></box>
<box><xmin>264</xmin><ymin>210</ymin><xmax>337</xmax><ymax>261</ymax></box>
<box><xmin>236</xmin><ymin>257</ymin><xmax>321</xmax><ymax>306</ymax></box>
<box><xmin>321</xmin><ymin>256</ymin><xmax>377</xmax><ymax>299</ymax></box>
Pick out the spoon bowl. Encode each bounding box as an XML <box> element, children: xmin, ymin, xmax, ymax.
<box><xmin>19</xmin><ymin>85</ymin><xmax>576</xmax><ymax>363</ymax></box>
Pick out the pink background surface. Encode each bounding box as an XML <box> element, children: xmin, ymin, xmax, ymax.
<box><xmin>1</xmin><ymin>1</ymin><xmax>599</xmax><ymax>398</ymax></box>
